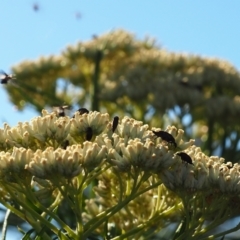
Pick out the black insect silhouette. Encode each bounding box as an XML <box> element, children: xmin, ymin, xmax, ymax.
<box><xmin>0</xmin><ymin>70</ymin><xmax>15</xmax><ymax>84</ymax></box>
<box><xmin>33</xmin><ymin>3</ymin><xmax>39</xmax><ymax>12</ymax></box>
<box><xmin>112</xmin><ymin>116</ymin><xmax>119</xmax><ymax>133</ymax></box>
<box><xmin>92</xmin><ymin>34</ymin><xmax>98</xmax><ymax>40</ymax></box>
<box><xmin>73</xmin><ymin>108</ymin><xmax>89</xmax><ymax>118</ymax></box>
<box><xmin>75</xmin><ymin>11</ymin><xmax>82</xmax><ymax>19</ymax></box>
<box><xmin>152</xmin><ymin>130</ymin><xmax>177</xmax><ymax>148</ymax></box>
<box><xmin>85</xmin><ymin>127</ymin><xmax>93</xmax><ymax>141</ymax></box>
<box><xmin>178</xmin><ymin>80</ymin><xmax>202</xmax><ymax>92</ymax></box>
<box><xmin>61</xmin><ymin>140</ymin><xmax>69</xmax><ymax>149</ymax></box>
<box><xmin>177</xmin><ymin>152</ymin><xmax>194</xmax><ymax>165</ymax></box>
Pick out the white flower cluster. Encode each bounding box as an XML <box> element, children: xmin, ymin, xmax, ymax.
<box><xmin>160</xmin><ymin>145</ymin><xmax>240</xmax><ymax>195</ymax></box>
<box><xmin>0</xmin><ymin>110</ymin><xmax>71</xmax><ymax>149</ymax></box>
<box><xmin>0</xmin><ymin>111</ymin><xmax>110</xmax><ymax>181</ymax></box>
<box><xmin>25</xmin><ymin>146</ymin><xmax>83</xmax><ymax>179</ymax></box>
<box><xmin>0</xmin><ymin>110</ymin><xmax>240</xmax><ymax>197</ymax></box>
<box><xmin>0</xmin><ymin>147</ymin><xmax>33</xmax><ymax>181</ymax></box>
<box><xmin>70</xmin><ymin>111</ymin><xmax>109</xmax><ymax>142</ymax></box>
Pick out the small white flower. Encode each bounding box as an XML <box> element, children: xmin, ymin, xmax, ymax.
<box><xmin>70</xmin><ymin>111</ymin><xmax>109</xmax><ymax>142</ymax></box>
<box><xmin>117</xmin><ymin>116</ymin><xmax>149</xmax><ymax>142</ymax></box>
<box><xmin>82</xmin><ymin>142</ymin><xmax>107</xmax><ymax>171</ymax></box>
<box><xmin>0</xmin><ymin>147</ymin><xmax>33</xmax><ymax>182</ymax></box>
<box><xmin>26</xmin><ymin>147</ymin><xmax>83</xmax><ymax>179</ymax></box>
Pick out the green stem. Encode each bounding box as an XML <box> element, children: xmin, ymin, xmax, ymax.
<box><xmin>113</xmin><ymin>203</ymin><xmax>181</xmax><ymax>240</ymax></box>
<box><xmin>112</xmin><ymin>223</ymin><xmax>147</xmax><ymax>240</ymax></box>
<box><xmin>4</xmin><ymin>188</ymin><xmax>53</xmax><ymax>239</ymax></box>
<box><xmin>23</xmin><ymin>178</ymin><xmax>76</xmax><ymax>238</ymax></box>
<box><xmin>73</xmin><ymin>181</ymin><xmax>84</xmax><ymax>238</ymax></box>
<box><xmin>83</xmin><ymin>163</ymin><xmax>112</xmax><ymax>188</ymax></box>
<box><xmin>206</xmin><ymin>118</ymin><xmax>214</xmax><ymax>154</ymax></box>
<box><xmin>83</xmin><ymin>176</ymin><xmax>162</xmax><ymax>239</ymax></box>
<box><xmin>1</xmin><ymin>209</ymin><xmax>11</xmax><ymax>240</ymax></box>
<box><xmin>199</xmin><ymin>222</ymin><xmax>240</xmax><ymax>240</ymax></box>
<box><xmin>91</xmin><ymin>50</ymin><xmax>102</xmax><ymax>111</ymax></box>
<box><xmin>114</xmin><ymin>170</ymin><xmax>124</xmax><ymax>203</ymax></box>
<box><xmin>220</xmin><ymin>128</ymin><xmax>228</xmax><ymax>157</ymax></box>
<box><xmin>5</xmin><ymin>181</ymin><xmax>75</xmax><ymax>240</ymax></box>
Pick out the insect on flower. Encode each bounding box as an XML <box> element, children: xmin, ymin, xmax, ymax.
<box><xmin>152</xmin><ymin>130</ymin><xmax>177</xmax><ymax>148</ymax></box>
<box><xmin>61</xmin><ymin>140</ymin><xmax>69</xmax><ymax>149</ymax></box>
<box><xmin>176</xmin><ymin>152</ymin><xmax>194</xmax><ymax>165</ymax></box>
<box><xmin>0</xmin><ymin>70</ymin><xmax>16</xmax><ymax>84</ymax></box>
<box><xmin>178</xmin><ymin>80</ymin><xmax>202</xmax><ymax>92</ymax></box>
<box><xmin>112</xmin><ymin>116</ymin><xmax>119</xmax><ymax>133</ymax></box>
<box><xmin>53</xmin><ymin>105</ymin><xmax>69</xmax><ymax>117</ymax></box>
<box><xmin>72</xmin><ymin>108</ymin><xmax>89</xmax><ymax>118</ymax></box>
<box><xmin>85</xmin><ymin>127</ymin><xmax>93</xmax><ymax>141</ymax></box>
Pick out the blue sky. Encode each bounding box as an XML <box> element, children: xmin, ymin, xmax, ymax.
<box><xmin>1</xmin><ymin>0</ymin><xmax>240</xmax><ymax>126</ymax></box>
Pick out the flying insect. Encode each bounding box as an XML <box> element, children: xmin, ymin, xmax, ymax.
<box><xmin>176</xmin><ymin>152</ymin><xmax>194</xmax><ymax>165</ymax></box>
<box><xmin>33</xmin><ymin>3</ymin><xmax>39</xmax><ymax>11</ymax></box>
<box><xmin>53</xmin><ymin>105</ymin><xmax>69</xmax><ymax>117</ymax></box>
<box><xmin>0</xmin><ymin>70</ymin><xmax>15</xmax><ymax>84</ymax></box>
<box><xmin>75</xmin><ymin>11</ymin><xmax>82</xmax><ymax>19</ymax></box>
<box><xmin>152</xmin><ymin>130</ymin><xmax>177</xmax><ymax>148</ymax></box>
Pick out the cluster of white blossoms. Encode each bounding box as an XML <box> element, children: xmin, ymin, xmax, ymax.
<box><xmin>70</xmin><ymin>111</ymin><xmax>109</xmax><ymax>142</ymax></box>
<box><xmin>25</xmin><ymin>147</ymin><xmax>83</xmax><ymax>179</ymax></box>
<box><xmin>0</xmin><ymin>110</ymin><xmax>240</xmax><ymax>198</ymax></box>
<box><xmin>0</xmin><ymin>110</ymin><xmax>240</xmax><ymax>239</ymax></box>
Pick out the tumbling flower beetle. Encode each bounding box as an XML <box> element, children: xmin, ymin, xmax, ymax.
<box><xmin>61</xmin><ymin>140</ymin><xmax>69</xmax><ymax>149</ymax></box>
<box><xmin>85</xmin><ymin>127</ymin><xmax>93</xmax><ymax>141</ymax></box>
<box><xmin>152</xmin><ymin>130</ymin><xmax>177</xmax><ymax>148</ymax></box>
<box><xmin>73</xmin><ymin>108</ymin><xmax>89</xmax><ymax>118</ymax></box>
<box><xmin>112</xmin><ymin>116</ymin><xmax>119</xmax><ymax>133</ymax></box>
<box><xmin>177</xmin><ymin>152</ymin><xmax>194</xmax><ymax>165</ymax></box>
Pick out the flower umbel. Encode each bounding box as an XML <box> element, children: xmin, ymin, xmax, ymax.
<box><xmin>26</xmin><ymin>146</ymin><xmax>82</xmax><ymax>180</ymax></box>
<box><xmin>0</xmin><ymin>111</ymin><xmax>239</xmax><ymax>239</ymax></box>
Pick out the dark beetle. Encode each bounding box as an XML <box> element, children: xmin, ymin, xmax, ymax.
<box><xmin>77</xmin><ymin>108</ymin><xmax>89</xmax><ymax>115</ymax></box>
<box><xmin>61</xmin><ymin>140</ymin><xmax>69</xmax><ymax>149</ymax></box>
<box><xmin>178</xmin><ymin>80</ymin><xmax>202</xmax><ymax>92</ymax></box>
<box><xmin>73</xmin><ymin>108</ymin><xmax>89</xmax><ymax>118</ymax></box>
<box><xmin>85</xmin><ymin>127</ymin><xmax>93</xmax><ymax>141</ymax></box>
<box><xmin>112</xmin><ymin>116</ymin><xmax>119</xmax><ymax>133</ymax></box>
<box><xmin>177</xmin><ymin>152</ymin><xmax>194</xmax><ymax>165</ymax></box>
<box><xmin>152</xmin><ymin>130</ymin><xmax>177</xmax><ymax>148</ymax></box>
